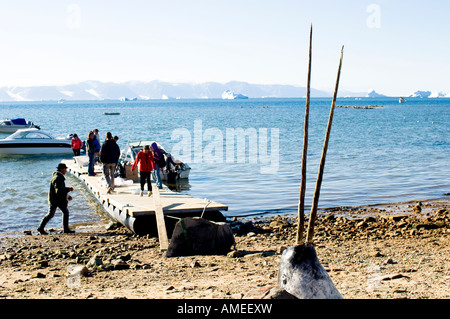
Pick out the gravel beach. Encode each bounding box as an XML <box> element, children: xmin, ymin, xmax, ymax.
<box><xmin>1</xmin><ymin>198</ymin><xmax>449</xmax><ymax>299</ymax></box>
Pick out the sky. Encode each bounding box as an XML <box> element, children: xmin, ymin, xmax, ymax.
<box><xmin>0</xmin><ymin>0</ymin><xmax>449</xmax><ymax>96</ymax></box>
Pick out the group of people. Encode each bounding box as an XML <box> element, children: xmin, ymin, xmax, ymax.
<box><xmin>38</xmin><ymin>131</ymin><xmax>167</xmax><ymax>234</ymax></box>
<box><xmin>38</xmin><ymin>130</ymin><xmax>121</xmax><ymax>234</ymax></box>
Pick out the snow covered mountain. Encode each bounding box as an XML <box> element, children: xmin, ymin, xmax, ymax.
<box><xmin>0</xmin><ymin>80</ymin><xmax>330</xmax><ymax>101</ymax></box>
<box><xmin>0</xmin><ymin>81</ymin><xmax>446</xmax><ymax>101</ymax></box>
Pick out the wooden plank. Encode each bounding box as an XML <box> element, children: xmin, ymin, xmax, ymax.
<box><xmin>151</xmin><ymin>182</ymin><xmax>169</xmax><ymax>251</ymax></box>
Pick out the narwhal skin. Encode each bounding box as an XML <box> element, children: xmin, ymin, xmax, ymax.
<box><xmin>278</xmin><ymin>243</ymin><xmax>343</xmax><ymax>299</ymax></box>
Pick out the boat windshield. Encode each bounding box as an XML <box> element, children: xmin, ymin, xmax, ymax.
<box><xmin>8</xmin><ymin>130</ymin><xmax>53</xmax><ymax>140</ymax></box>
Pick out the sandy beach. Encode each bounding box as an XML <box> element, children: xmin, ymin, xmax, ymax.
<box><xmin>0</xmin><ymin>198</ymin><xmax>449</xmax><ymax>300</ymax></box>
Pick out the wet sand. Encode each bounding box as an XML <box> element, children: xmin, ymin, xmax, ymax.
<box><xmin>0</xmin><ymin>198</ymin><xmax>449</xmax><ymax>299</ymax></box>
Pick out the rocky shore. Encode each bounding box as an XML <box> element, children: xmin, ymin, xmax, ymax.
<box><xmin>0</xmin><ymin>198</ymin><xmax>449</xmax><ymax>299</ymax></box>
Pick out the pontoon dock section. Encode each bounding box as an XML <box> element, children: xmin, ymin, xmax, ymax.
<box><xmin>61</xmin><ymin>160</ymin><xmax>228</xmax><ymax>236</ymax></box>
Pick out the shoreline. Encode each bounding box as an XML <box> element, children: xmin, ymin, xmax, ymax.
<box><xmin>0</xmin><ymin>197</ymin><xmax>449</xmax><ymax>299</ymax></box>
<box><xmin>2</xmin><ymin>196</ymin><xmax>448</xmax><ymax>239</ymax></box>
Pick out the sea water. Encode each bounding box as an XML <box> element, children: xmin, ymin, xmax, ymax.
<box><xmin>0</xmin><ymin>98</ymin><xmax>448</xmax><ymax>233</ymax></box>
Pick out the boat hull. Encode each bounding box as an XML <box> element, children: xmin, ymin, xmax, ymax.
<box><xmin>0</xmin><ymin>142</ymin><xmax>72</xmax><ymax>155</ymax></box>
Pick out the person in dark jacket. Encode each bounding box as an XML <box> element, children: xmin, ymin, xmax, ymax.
<box><xmin>86</xmin><ymin>131</ymin><xmax>96</xmax><ymax>176</ymax></box>
<box><xmin>151</xmin><ymin>142</ymin><xmax>164</xmax><ymax>189</ymax></box>
<box><xmin>37</xmin><ymin>163</ymin><xmax>74</xmax><ymax>234</ymax></box>
<box><xmin>99</xmin><ymin>132</ymin><xmax>121</xmax><ymax>194</ymax></box>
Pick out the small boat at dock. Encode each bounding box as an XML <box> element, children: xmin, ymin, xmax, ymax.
<box><xmin>117</xmin><ymin>140</ymin><xmax>191</xmax><ymax>181</ymax></box>
<box><xmin>0</xmin><ymin>128</ymin><xmax>72</xmax><ymax>155</ymax></box>
<box><xmin>0</xmin><ymin>118</ymin><xmax>40</xmax><ymax>133</ymax></box>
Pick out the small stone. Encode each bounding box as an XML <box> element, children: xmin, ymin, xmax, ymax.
<box><xmin>277</xmin><ymin>246</ymin><xmax>287</xmax><ymax>255</ymax></box>
<box><xmin>36</xmin><ymin>260</ymin><xmax>49</xmax><ymax>268</ymax></box>
<box><xmin>243</xmin><ymin>252</ymin><xmax>265</xmax><ymax>259</ymax></box>
<box><xmin>111</xmin><ymin>259</ymin><xmax>129</xmax><ymax>270</ymax></box>
<box><xmin>356</xmin><ymin>221</ymin><xmax>367</xmax><ymax>228</ymax></box>
<box><xmin>31</xmin><ymin>272</ymin><xmax>46</xmax><ymax>279</ymax></box>
<box><xmin>86</xmin><ymin>256</ymin><xmax>103</xmax><ymax>269</ymax></box>
<box><xmin>227</xmin><ymin>251</ymin><xmax>243</xmax><ymax>258</ymax></box>
<box><xmin>385</xmin><ymin>258</ymin><xmax>397</xmax><ymax>265</ymax></box>
<box><xmin>389</xmin><ymin>215</ymin><xmax>409</xmax><ymax>221</ymax></box>
<box><xmin>190</xmin><ymin>261</ymin><xmax>201</xmax><ymax>268</ymax></box>
<box><xmin>364</xmin><ymin>216</ymin><xmax>377</xmax><ymax>223</ymax></box>
<box><xmin>118</xmin><ymin>253</ymin><xmax>131</xmax><ymax>261</ymax></box>
<box><xmin>370</xmin><ymin>251</ymin><xmax>382</xmax><ymax>257</ymax></box>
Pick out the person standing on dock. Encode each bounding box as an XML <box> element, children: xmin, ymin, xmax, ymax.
<box><xmin>37</xmin><ymin>163</ymin><xmax>75</xmax><ymax>234</ymax></box>
<box><xmin>93</xmin><ymin>129</ymin><xmax>101</xmax><ymax>160</ymax></box>
<box><xmin>71</xmin><ymin>133</ymin><xmax>83</xmax><ymax>157</ymax></box>
<box><xmin>99</xmin><ymin>132</ymin><xmax>121</xmax><ymax>194</ymax></box>
<box><xmin>151</xmin><ymin>142</ymin><xmax>164</xmax><ymax>190</ymax></box>
<box><xmin>131</xmin><ymin>145</ymin><xmax>155</xmax><ymax>196</ymax></box>
<box><xmin>86</xmin><ymin>131</ymin><xmax>97</xmax><ymax>176</ymax></box>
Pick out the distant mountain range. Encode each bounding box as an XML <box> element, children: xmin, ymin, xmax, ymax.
<box><xmin>0</xmin><ymin>80</ymin><xmax>446</xmax><ymax>101</ymax></box>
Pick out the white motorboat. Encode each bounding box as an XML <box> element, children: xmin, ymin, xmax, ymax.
<box><xmin>0</xmin><ymin>118</ymin><xmax>40</xmax><ymax>133</ymax></box>
<box><xmin>117</xmin><ymin>140</ymin><xmax>191</xmax><ymax>181</ymax></box>
<box><xmin>0</xmin><ymin>128</ymin><xmax>72</xmax><ymax>155</ymax></box>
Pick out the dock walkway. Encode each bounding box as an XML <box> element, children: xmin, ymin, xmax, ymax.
<box><xmin>62</xmin><ymin>159</ymin><xmax>228</xmax><ymax>236</ymax></box>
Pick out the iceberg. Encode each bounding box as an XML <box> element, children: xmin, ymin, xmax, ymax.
<box><xmin>409</xmin><ymin>91</ymin><xmax>431</xmax><ymax>98</ymax></box>
<box><xmin>429</xmin><ymin>91</ymin><xmax>448</xmax><ymax>98</ymax></box>
<box><xmin>119</xmin><ymin>97</ymin><xmax>138</xmax><ymax>101</ymax></box>
<box><xmin>222</xmin><ymin>90</ymin><xmax>248</xmax><ymax>100</ymax></box>
<box><xmin>366</xmin><ymin>89</ymin><xmax>386</xmax><ymax>98</ymax></box>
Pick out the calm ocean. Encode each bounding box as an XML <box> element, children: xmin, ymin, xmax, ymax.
<box><xmin>0</xmin><ymin>98</ymin><xmax>449</xmax><ymax>233</ymax></box>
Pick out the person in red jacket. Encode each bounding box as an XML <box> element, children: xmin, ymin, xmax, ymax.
<box><xmin>131</xmin><ymin>145</ymin><xmax>156</xmax><ymax>196</ymax></box>
<box><xmin>71</xmin><ymin>133</ymin><xmax>83</xmax><ymax>156</ymax></box>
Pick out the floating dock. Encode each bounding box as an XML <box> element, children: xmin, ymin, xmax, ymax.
<box><xmin>62</xmin><ymin>160</ymin><xmax>228</xmax><ymax>237</ymax></box>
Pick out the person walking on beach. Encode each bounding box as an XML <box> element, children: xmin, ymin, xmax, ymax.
<box><xmin>131</xmin><ymin>145</ymin><xmax>155</xmax><ymax>196</ymax></box>
<box><xmin>71</xmin><ymin>133</ymin><xmax>83</xmax><ymax>156</ymax></box>
<box><xmin>99</xmin><ymin>132</ymin><xmax>121</xmax><ymax>194</ymax></box>
<box><xmin>86</xmin><ymin>131</ymin><xmax>97</xmax><ymax>176</ymax></box>
<box><xmin>37</xmin><ymin>163</ymin><xmax>75</xmax><ymax>234</ymax></box>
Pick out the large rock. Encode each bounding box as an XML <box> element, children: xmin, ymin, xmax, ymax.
<box><xmin>166</xmin><ymin>217</ymin><xmax>235</xmax><ymax>257</ymax></box>
<box><xmin>278</xmin><ymin>244</ymin><xmax>343</xmax><ymax>299</ymax></box>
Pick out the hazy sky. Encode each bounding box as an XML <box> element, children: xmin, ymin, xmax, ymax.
<box><xmin>0</xmin><ymin>0</ymin><xmax>449</xmax><ymax>96</ymax></box>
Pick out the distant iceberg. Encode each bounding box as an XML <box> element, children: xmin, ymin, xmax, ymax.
<box><xmin>119</xmin><ymin>97</ymin><xmax>138</xmax><ymax>101</ymax></box>
<box><xmin>409</xmin><ymin>91</ymin><xmax>431</xmax><ymax>98</ymax></box>
<box><xmin>222</xmin><ymin>90</ymin><xmax>248</xmax><ymax>100</ymax></box>
<box><xmin>366</xmin><ymin>89</ymin><xmax>386</xmax><ymax>98</ymax></box>
<box><xmin>429</xmin><ymin>91</ymin><xmax>448</xmax><ymax>98</ymax></box>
